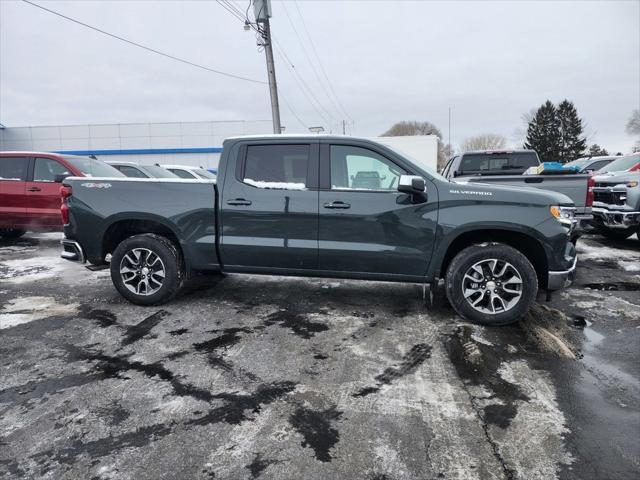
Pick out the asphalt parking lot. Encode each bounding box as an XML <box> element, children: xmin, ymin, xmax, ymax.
<box><xmin>0</xmin><ymin>232</ymin><xmax>639</xmax><ymax>480</ymax></box>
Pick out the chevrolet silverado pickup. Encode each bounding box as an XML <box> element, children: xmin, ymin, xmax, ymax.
<box><xmin>591</xmin><ymin>169</ymin><xmax>640</xmax><ymax>240</ymax></box>
<box><xmin>0</xmin><ymin>151</ymin><xmax>123</xmax><ymax>238</ymax></box>
<box><xmin>441</xmin><ymin>150</ymin><xmax>592</xmax><ymax>229</ymax></box>
<box><xmin>60</xmin><ymin>136</ymin><xmax>578</xmax><ymax>325</ymax></box>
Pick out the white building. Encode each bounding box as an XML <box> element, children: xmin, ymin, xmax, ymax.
<box><xmin>0</xmin><ymin>120</ymin><xmax>272</xmax><ymax>169</ymax></box>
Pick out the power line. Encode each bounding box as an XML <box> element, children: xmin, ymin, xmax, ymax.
<box><xmin>280</xmin><ymin>2</ymin><xmax>337</xmax><ymax>124</ymax></box>
<box><xmin>272</xmin><ymin>43</ymin><xmax>332</xmax><ymax>127</ymax></box>
<box><xmin>22</xmin><ymin>0</ymin><xmax>266</xmax><ymax>85</ymax></box>
<box><xmin>213</xmin><ymin>1</ymin><xmax>323</xmax><ymax>129</ymax></box>
<box><xmin>292</xmin><ymin>0</ymin><xmax>353</xmax><ymax>123</ymax></box>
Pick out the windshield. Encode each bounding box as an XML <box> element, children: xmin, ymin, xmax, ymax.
<box><xmin>143</xmin><ymin>165</ymin><xmax>180</xmax><ymax>178</ymax></box>
<box><xmin>565</xmin><ymin>158</ymin><xmax>589</xmax><ymax>167</ymax></box>
<box><xmin>458</xmin><ymin>152</ymin><xmax>539</xmax><ymax>174</ymax></box>
<box><xmin>597</xmin><ymin>154</ymin><xmax>640</xmax><ymax>173</ymax></box>
<box><xmin>194</xmin><ymin>168</ymin><xmax>217</xmax><ymax>179</ymax></box>
<box><xmin>64</xmin><ymin>156</ymin><xmax>124</xmax><ymax>177</ymax></box>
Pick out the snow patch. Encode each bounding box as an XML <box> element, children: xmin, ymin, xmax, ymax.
<box><xmin>0</xmin><ymin>296</ymin><xmax>79</xmax><ymax>329</ymax></box>
<box><xmin>244</xmin><ymin>178</ymin><xmax>306</xmax><ymax>190</ymax></box>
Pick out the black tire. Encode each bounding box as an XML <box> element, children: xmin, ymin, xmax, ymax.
<box><xmin>445</xmin><ymin>243</ymin><xmax>538</xmax><ymax>326</ymax></box>
<box><xmin>110</xmin><ymin>233</ymin><xmax>184</xmax><ymax>306</ymax></box>
<box><xmin>0</xmin><ymin>228</ymin><xmax>26</xmax><ymax>239</ymax></box>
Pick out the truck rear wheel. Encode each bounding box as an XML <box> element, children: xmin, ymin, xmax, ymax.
<box><xmin>110</xmin><ymin>233</ymin><xmax>183</xmax><ymax>306</ymax></box>
<box><xmin>445</xmin><ymin>243</ymin><xmax>538</xmax><ymax>326</ymax></box>
<box><xmin>0</xmin><ymin>228</ymin><xmax>26</xmax><ymax>239</ymax></box>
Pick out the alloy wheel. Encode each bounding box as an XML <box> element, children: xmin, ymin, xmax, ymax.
<box><xmin>119</xmin><ymin>248</ymin><xmax>166</xmax><ymax>296</ymax></box>
<box><xmin>461</xmin><ymin>258</ymin><xmax>523</xmax><ymax>314</ymax></box>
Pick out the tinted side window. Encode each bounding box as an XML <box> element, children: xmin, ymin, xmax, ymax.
<box><xmin>0</xmin><ymin>156</ymin><xmax>29</xmax><ymax>181</ymax></box>
<box><xmin>169</xmin><ymin>169</ymin><xmax>195</xmax><ymax>179</ymax></box>
<box><xmin>244</xmin><ymin>144</ymin><xmax>309</xmax><ymax>190</ymax></box>
<box><xmin>33</xmin><ymin>158</ymin><xmax>70</xmax><ymax>182</ymax></box>
<box><xmin>119</xmin><ymin>166</ymin><xmax>148</xmax><ymax>178</ymax></box>
<box><xmin>330</xmin><ymin>145</ymin><xmax>405</xmax><ymax>191</ymax></box>
<box><xmin>586</xmin><ymin>160</ymin><xmax>610</xmax><ymax>171</ymax></box>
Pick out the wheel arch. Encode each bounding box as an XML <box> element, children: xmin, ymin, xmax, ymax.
<box><xmin>102</xmin><ymin>214</ymin><xmax>186</xmax><ymax>268</ymax></box>
<box><xmin>434</xmin><ymin>228</ymin><xmax>549</xmax><ymax>289</ymax></box>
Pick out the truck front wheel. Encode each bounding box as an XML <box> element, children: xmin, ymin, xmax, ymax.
<box><xmin>110</xmin><ymin>233</ymin><xmax>184</xmax><ymax>306</ymax></box>
<box><xmin>445</xmin><ymin>243</ymin><xmax>538</xmax><ymax>325</ymax></box>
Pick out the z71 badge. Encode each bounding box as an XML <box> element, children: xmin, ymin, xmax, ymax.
<box><xmin>81</xmin><ymin>182</ymin><xmax>112</xmax><ymax>189</ymax></box>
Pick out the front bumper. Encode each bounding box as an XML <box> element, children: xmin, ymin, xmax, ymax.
<box><xmin>592</xmin><ymin>207</ymin><xmax>640</xmax><ymax>229</ymax></box>
<box><xmin>547</xmin><ymin>254</ymin><xmax>578</xmax><ymax>291</ymax></box>
<box><xmin>61</xmin><ymin>239</ymin><xmax>86</xmax><ymax>263</ymax></box>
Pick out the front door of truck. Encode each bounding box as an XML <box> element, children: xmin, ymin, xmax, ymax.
<box><xmin>25</xmin><ymin>157</ymin><xmax>72</xmax><ymax>227</ymax></box>
<box><xmin>220</xmin><ymin>142</ymin><xmax>319</xmax><ymax>270</ymax></box>
<box><xmin>0</xmin><ymin>156</ymin><xmax>29</xmax><ymax>228</ymax></box>
<box><xmin>318</xmin><ymin>143</ymin><xmax>438</xmax><ymax>278</ymax></box>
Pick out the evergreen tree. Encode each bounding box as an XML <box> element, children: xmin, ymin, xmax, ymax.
<box><xmin>557</xmin><ymin>100</ymin><xmax>587</xmax><ymax>162</ymax></box>
<box><xmin>524</xmin><ymin>100</ymin><xmax>561</xmax><ymax>162</ymax></box>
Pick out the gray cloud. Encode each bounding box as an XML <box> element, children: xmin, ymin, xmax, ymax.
<box><xmin>1</xmin><ymin>0</ymin><xmax>638</xmax><ymax>152</ymax></box>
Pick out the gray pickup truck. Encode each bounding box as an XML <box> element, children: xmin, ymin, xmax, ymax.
<box><xmin>591</xmin><ymin>164</ymin><xmax>640</xmax><ymax>240</ymax></box>
<box><xmin>60</xmin><ymin>136</ymin><xmax>578</xmax><ymax>325</ymax></box>
<box><xmin>441</xmin><ymin>150</ymin><xmax>592</xmax><ymax>228</ymax></box>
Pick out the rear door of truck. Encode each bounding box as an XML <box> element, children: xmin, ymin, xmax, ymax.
<box><xmin>219</xmin><ymin>140</ymin><xmax>320</xmax><ymax>270</ymax></box>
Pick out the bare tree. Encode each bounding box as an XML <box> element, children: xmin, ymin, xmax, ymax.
<box><xmin>381</xmin><ymin>120</ymin><xmax>442</xmax><ymax>137</ymax></box>
<box><xmin>460</xmin><ymin>133</ymin><xmax>507</xmax><ymax>152</ymax></box>
<box><xmin>627</xmin><ymin>110</ymin><xmax>640</xmax><ymax>135</ymax></box>
<box><xmin>381</xmin><ymin>120</ymin><xmax>450</xmax><ymax>169</ymax></box>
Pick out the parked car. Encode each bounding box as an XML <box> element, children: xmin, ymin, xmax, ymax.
<box><xmin>594</xmin><ymin>153</ymin><xmax>640</xmax><ymax>175</ymax></box>
<box><xmin>565</xmin><ymin>155</ymin><xmax>618</xmax><ymax>173</ymax></box>
<box><xmin>161</xmin><ymin>164</ymin><xmax>217</xmax><ymax>180</ymax></box>
<box><xmin>107</xmin><ymin>162</ymin><xmax>179</xmax><ymax>179</ymax></box>
<box><xmin>441</xmin><ymin>150</ymin><xmax>592</xmax><ymax>229</ymax></box>
<box><xmin>0</xmin><ymin>151</ymin><xmax>123</xmax><ymax>238</ymax></box>
<box><xmin>60</xmin><ymin>136</ymin><xmax>579</xmax><ymax>325</ymax></box>
<box><xmin>591</xmin><ymin>170</ymin><xmax>640</xmax><ymax>240</ymax></box>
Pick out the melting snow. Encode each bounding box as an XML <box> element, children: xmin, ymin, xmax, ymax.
<box><xmin>0</xmin><ymin>296</ymin><xmax>79</xmax><ymax>329</ymax></box>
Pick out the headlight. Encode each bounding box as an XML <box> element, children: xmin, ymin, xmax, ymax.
<box><xmin>550</xmin><ymin>205</ymin><xmax>576</xmax><ymax>225</ymax></box>
<box><xmin>626</xmin><ymin>181</ymin><xmax>638</xmax><ymax>188</ymax></box>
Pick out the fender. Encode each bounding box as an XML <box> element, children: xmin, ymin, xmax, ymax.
<box><xmin>426</xmin><ymin>222</ymin><xmax>550</xmax><ymax>281</ymax></box>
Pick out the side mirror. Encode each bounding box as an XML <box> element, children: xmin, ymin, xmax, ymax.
<box><xmin>54</xmin><ymin>173</ymin><xmax>70</xmax><ymax>183</ymax></box>
<box><xmin>398</xmin><ymin>175</ymin><xmax>426</xmax><ymax>194</ymax></box>
<box><xmin>452</xmin><ymin>170</ymin><xmax>459</xmax><ymax>178</ymax></box>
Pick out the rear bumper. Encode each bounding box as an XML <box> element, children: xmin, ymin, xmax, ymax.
<box><xmin>61</xmin><ymin>239</ymin><xmax>85</xmax><ymax>263</ymax></box>
<box><xmin>547</xmin><ymin>254</ymin><xmax>578</xmax><ymax>291</ymax></box>
<box><xmin>592</xmin><ymin>207</ymin><xmax>640</xmax><ymax>229</ymax></box>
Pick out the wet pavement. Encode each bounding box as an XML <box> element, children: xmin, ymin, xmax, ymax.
<box><xmin>0</xmin><ymin>231</ymin><xmax>638</xmax><ymax>480</ymax></box>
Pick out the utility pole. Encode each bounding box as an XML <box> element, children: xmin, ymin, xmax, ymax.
<box><xmin>342</xmin><ymin>120</ymin><xmax>346</xmax><ymax>135</ymax></box>
<box><xmin>254</xmin><ymin>0</ymin><xmax>281</xmax><ymax>134</ymax></box>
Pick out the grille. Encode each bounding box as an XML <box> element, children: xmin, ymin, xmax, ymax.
<box><xmin>593</xmin><ymin>190</ymin><xmax>626</xmax><ymax>205</ymax></box>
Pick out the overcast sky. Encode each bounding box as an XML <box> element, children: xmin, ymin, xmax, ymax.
<box><xmin>1</xmin><ymin>0</ymin><xmax>638</xmax><ymax>152</ymax></box>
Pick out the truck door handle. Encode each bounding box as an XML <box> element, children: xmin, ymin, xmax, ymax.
<box><xmin>28</xmin><ymin>187</ymin><xmax>41</xmax><ymax>192</ymax></box>
<box><xmin>524</xmin><ymin>177</ymin><xmax>544</xmax><ymax>183</ymax></box>
<box><xmin>323</xmin><ymin>201</ymin><xmax>351</xmax><ymax>209</ymax></box>
<box><xmin>227</xmin><ymin>198</ymin><xmax>252</xmax><ymax>206</ymax></box>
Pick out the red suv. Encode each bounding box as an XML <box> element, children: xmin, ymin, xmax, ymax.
<box><xmin>0</xmin><ymin>152</ymin><xmax>123</xmax><ymax>238</ymax></box>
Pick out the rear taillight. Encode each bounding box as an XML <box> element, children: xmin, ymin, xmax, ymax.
<box><xmin>60</xmin><ymin>185</ymin><xmax>72</xmax><ymax>224</ymax></box>
<box><xmin>630</xmin><ymin>163</ymin><xmax>640</xmax><ymax>172</ymax></box>
<box><xmin>586</xmin><ymin>176</ymin><xmax>594</xmax><ymax>207</ymax></box>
